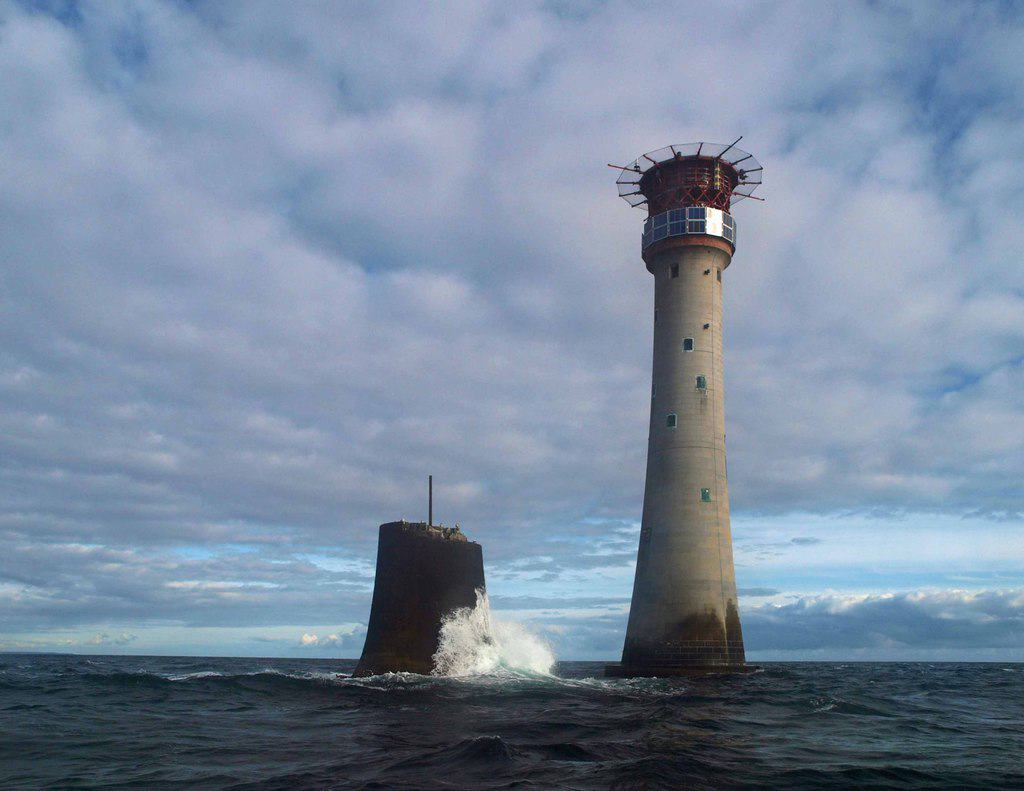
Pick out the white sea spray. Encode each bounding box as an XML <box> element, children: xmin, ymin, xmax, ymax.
<box><xmin>432</xmin><ymin>590</ymin><xmax>555</xmax><ymax>676</ymax></box>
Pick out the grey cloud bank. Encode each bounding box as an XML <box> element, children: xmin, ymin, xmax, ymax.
<box><xmin>1</xmin><ymin>0</ymin><xmax>1023</xmax><ymax>658</ymax></box>
<box><xmin>743</xmin><ymin>589</ymin><xmax>1024</xmax><ymax>661</ymax></box>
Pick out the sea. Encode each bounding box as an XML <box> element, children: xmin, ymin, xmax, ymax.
<box><xmin>2</xmin><ymin>652</ymin><xmax>1022</xmax><ymax>789</ymax></box>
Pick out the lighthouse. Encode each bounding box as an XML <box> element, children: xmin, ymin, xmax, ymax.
<box><xmin>606</xmin><ymin>140</ymin><xmax>762</xmax><ymax>677</ymax></box>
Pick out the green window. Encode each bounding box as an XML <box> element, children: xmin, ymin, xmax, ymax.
<box><xmin>696</xmin><ymin>375</ymin><xmax>707</xmax><ymax>390</ymax></box>
<box><xmin>701</xmin><ymin>488</ymin><xmax>711</xmax><ymax>502</ymax></box>
<box><xmin>666</xmin><ymin>413</ymin><xmax>677</xmax><ymax>428</ymax></box>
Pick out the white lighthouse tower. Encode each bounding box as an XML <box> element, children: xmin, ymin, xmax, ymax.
<box><xmin>607</xmin><ymin>140</ymin><xmax>762</xmax><ymax>677</ymax></box>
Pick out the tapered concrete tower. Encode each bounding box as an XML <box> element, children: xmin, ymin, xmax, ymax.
<box><xmin>606</xmin><ymin>140</ymin><xmax>762</xmax><ymax>677</ymax></box>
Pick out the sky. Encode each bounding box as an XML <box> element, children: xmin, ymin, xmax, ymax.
<box><xmin>1</xmin><ymin>0</ymin><xmax>1022</xmax><ymax>662</ymax></box>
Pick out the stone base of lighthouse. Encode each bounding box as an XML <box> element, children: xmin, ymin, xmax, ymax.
<box><xmin>354</xmin><ymin>521</ymin><xmax>485</xmax><ymax>677</ymax></box>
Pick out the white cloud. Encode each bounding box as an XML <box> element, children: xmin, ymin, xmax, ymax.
<box><xmin>299</xmin><ymin>632</ymin><xmax>348</xmax><ymax>649</ymax></box>
<box><xmin>87</xmin><ymin>632</ymin><xmax>136</xmax><ymax>646</ymax></box>
<box><xmin>743</xmin><ymin>588</ymin><xmax>1024</xmax><ymax>658</ymax></box>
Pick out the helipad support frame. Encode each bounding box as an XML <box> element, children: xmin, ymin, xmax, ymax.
<box><xmin>606</xmin><ymin>141</ymin><xmax>762</xmax><ymax>677</ymax></box>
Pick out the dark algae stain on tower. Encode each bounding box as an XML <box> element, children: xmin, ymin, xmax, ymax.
<box><xmin>354</xmin><ymin>521</ymin><xmax>486</xmax><ymax>677</ymax></box>
<box><xmin>606</xmin><ymin>140</ymin><xmax>762</xmax><ymax>677</ymax></box>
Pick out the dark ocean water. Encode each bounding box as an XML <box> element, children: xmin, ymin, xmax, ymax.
<box><xmin>1</xmin><ymin>655</ymin><xmax>1022</xmax><ymax>789</ymax></box>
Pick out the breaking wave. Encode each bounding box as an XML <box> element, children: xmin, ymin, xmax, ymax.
<box><xmin>432</xmin><ymin>590</ymin><xmax>555</xmax><ymax>676</ymax></box>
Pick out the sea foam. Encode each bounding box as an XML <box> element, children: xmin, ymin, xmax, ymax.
<box><xmin>432</xmin><ymin>590</ymin><xmax>555</xmax><ymax>676</ymax></box>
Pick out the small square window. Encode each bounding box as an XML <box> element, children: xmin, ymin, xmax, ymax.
<box><xmin>670</xmin><ymin>264</ymin><xmax>679</xmax><ymax>278</ymax></box>
<box><xmin>666</xmin><ymin>413</ymin><xmax>677</xmax><ymax>428</ymax></box>
<box><xmin>700</xmin><ymin>488</ymin><xmax>711</xmax><ymax>502</ymax></box>
<box><xmin>696</xmin><ymin>375</ymin><xmax>707</xmax><ymax>390</ymax></box>
<box><xmin>683</xmin><ymin>338</ymin><xmax>694</xmax><ymax>351</ymax></box>
<box><xmin>703</xmin><ymin>323</ymin><xmax>710</xmax><ymax>330</ymax></box>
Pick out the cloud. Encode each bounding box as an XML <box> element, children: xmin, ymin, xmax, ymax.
<box><xmin>87</xmin><ymin>632</ymin><xmax>136</xmax><ymax>646</ymax></box>
<box><xmin>744</xmin><ymin>588</ymin><xmax>1024</xmax><ymax>652</ymax></box>
<box><xmin>738</xmin><ymin>588</ymin><xmax>781</xmax><ymax>597</ymax></box>
<box><xmin>0</xmin><ymin>541</ymin><xmax>373</xmax><ymax>633</ymax></box>
<box><xmin>297</xmin><ymin>631</ymin><xmax>361</xmax><ymax>650</ymax></box>
<box><xmin>0</xmin><ymin>1</ymin><xmax>1022</xmax><ymax>654</ymax></box>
